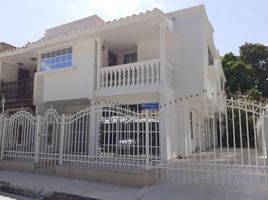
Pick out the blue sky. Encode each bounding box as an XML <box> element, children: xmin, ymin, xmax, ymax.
<box><xmin>0</xmin><ymin>0</ymin><xmax>267</xmax><ymax>55</ymax></box>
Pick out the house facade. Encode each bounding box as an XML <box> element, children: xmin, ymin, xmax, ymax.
<box><xmin>0</xmin><ymin>5</ymin><xmax>225</xmax><ymax>161</ymax></box>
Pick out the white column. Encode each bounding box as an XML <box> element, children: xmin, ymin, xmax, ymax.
<box><xmin>145</xmin><ymin>110</ymin><xmax>150</xmax><ymax>169</ymax></box>
<box><xmin>88</xmin><ymin>38</ymin><xmax>103</xmax><ymax>156</ymax></box>
<box><xmin>89</xmin><ymin>104</ymin><xmax>97</xmax><ymax>156</ymax></box>
<box><xmin>159</xmin><ymin>23</ymin><xmax>167</xmax><ymax>85</ymax></box>
<box><xmin>96</xmin><ymin>38</ymin><xmax>103</xmax><ymax>90</ymax></box>
<box><xmin>159</xmin><ymin>23</ymin><xmax>168</xmax><ymax>160</ymax></box>
<box><xmin>59</xmin><ymin>114</ymin><xmax>65</xmax><ymax>165</ymax></box>
<box><xmin>0</xmin><ymin>115</ymin><xmax>6</xmax><ymax>160</ymax></box>
<box><xmin>34</xmin><ymin>115</ymin><xmax>41</xmax><ymax>163</ymax></box>
<box><xmin>159</xmin><ymin>23</ymin><xmax>176</xmax><ymax>160</ymax></box>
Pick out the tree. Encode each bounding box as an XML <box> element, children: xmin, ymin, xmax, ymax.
<box><xmin>240</xmin><ymin>43</ymin><xmax>268</xmax><ymax>70</ymax></box>
<box><xmin>246</xmin><ymin>86</ymin><xmax>262</xmax><ymax>101</ymax></box>
<box><xmin>222</xmin><ymin>53</ymin><xmax>253</xmax><ymax>95</ymax></box>
<box><xmin>239</xmin><ymin>43</ymin><xmax>268</xmax><ymax>96</ymax></box>
<box><xmin>222</xmin><ymin>43</ymin><xmax>268</xmax><ymax>100</ymax></box>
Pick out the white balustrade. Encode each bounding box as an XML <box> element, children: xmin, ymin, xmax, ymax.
<box><xmin>98</xmin><ymin>59</ymin><xmax>161</xmax><ymax>90</ymax></box>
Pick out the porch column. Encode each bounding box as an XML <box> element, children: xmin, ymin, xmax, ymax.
<box><xmin>159</xmin><ymin>23</ymin><xmax>178</xmax><ymax>160</ymax></box>
<box><xmin>89</xmin><ymin>38</ymin><xmax>103</xmax><ymax>156</ymax></box>
<box><xmin>159</xmin><ymin>23</ymin><xmax>167</xmax><ymax>85</ymax></box>
<box><xmin>159</xmin><ymin>23</ymin><xmax>168</xmax><ymax>160</ymax></box>
<box><xmin>96</xmin><ymin>38</ymin><xmax>103</xmax><ymax>90</ymax></box>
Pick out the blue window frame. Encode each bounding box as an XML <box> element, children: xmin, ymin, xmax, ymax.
<box><xmin>40</xmin><ymin>47</ymin><xmax>73</xmax><ymax>72</ymax></box>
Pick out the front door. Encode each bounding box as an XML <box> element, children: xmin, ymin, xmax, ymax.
<box><xmin>108</xmin><ymin>50</ymin><xmax>117</xmax><ymax>66</ymax></box>
<box><xmin>17</xmin><ymin>68</ymin><xmax>31</xmax><ymax>98</ymax></box>
<box><xmin>18</xmin><ymin>68</ymin><xmax>30</xmax><ymax>80</ymax></box>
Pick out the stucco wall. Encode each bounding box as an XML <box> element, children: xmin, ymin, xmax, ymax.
<box><xmin>0</xmin><ymin>62</ymin><xmax>18</xmax><ymax>82</ymax></box>
<box><xmin>170</xmin><ymin>11</ymin><xmax>205</xmax><ymax>97</ymax></box>
<box><xmin>136</xmin><ymin>10</ymin><xmax>207</xmax><ymax>99</ymax></box>
<box><xmin>34</xmin><ymin>39</ymin><xmax>95</xmax><ymax>105</ymax></box>
<box><xmin>137</xmin><ymin>39</ymin><xmax>160</xmax><ymax>62</ymax></box>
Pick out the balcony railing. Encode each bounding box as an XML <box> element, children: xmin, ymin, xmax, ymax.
<box><xmin>98</xmin><ymin>59</ymin><xmax>162</xmax><ymax>90</ymax></box>
<box><xmin>1</xmin><ymin>78</ymin><xmax>34</xmax><ymax>101</ymax></box>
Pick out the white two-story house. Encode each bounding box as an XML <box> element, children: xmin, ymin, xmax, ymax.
<box><xmin>0</xmin><ymin>5</ymin><xmax>226</xmax><ymax>160</ymax></box>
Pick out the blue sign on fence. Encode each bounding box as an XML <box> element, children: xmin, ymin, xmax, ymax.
<box><xmin>142</xmin><ymin>103</ymin><xmax>159</xmax><ymax>110</ymax></box>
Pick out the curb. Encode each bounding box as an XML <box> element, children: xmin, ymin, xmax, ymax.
<box><xmin>0</xmin><ymin>181</ymin><xmax>99</xmax><ymax>200</ymax></box>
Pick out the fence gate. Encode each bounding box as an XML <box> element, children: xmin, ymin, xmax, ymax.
<box><xmin>35</xmin><ymin>108</ymin><xmax>61</xmax><ymax>168</ymax></box>
<box><xmin>156</xmin><ymin>97</ymin><xmax>268</xmax><ymax>188</ymax></box>
<box><xmin>0</xmin><ymin>111</ymin><xmax>36</xmax><ymax>161</ymax></box>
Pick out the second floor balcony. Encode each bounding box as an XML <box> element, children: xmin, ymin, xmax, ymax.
<box><xmin>1</xmin><ymin>78</ymin><xmax>34</xmax><ymax>101</ymax></box>
<box><xmin>96</xmin><ymin>58</ymin><xmax>173</xmax><ymax>96</ymax></box>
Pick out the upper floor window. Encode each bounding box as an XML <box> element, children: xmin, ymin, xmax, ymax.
<box><xmin>208</xmin><ymin>47</ymin><xmax>214</xmax><ymax>66</ymax></box>
<box><xmin>124</xmin><ymin>52</ymin><xmax>137</xmax><ymax>64</ymax></box>
<box><xmin>40</xmin><ymin>47</ymin><xmax>72</xmax><ymax>72</ymax></box>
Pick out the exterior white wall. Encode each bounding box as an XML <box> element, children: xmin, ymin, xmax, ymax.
<box><xmin>137</xmin><ymin>39</ymin><xmax>159</xmax><ymax>62</ymax></box>
<box><xmin>34</xmin><ymin>39</ymin><xmax>96</xmax><ymax>106</ymax></box>
<box><xmin>169</xmin><ymin>11</ymin><xmax>205</xmax><ymax>98</ymax></box>
<box><xmin>202</xmin><ymin>17</ymin><xmax>225</xmax><ymax>96</ymax></box>
<box><xmin>136</xmin><ymin>13</ymin><xmax>208</xmax><ymax>100</ymax></box>
<box><xmin>0</xmin><ymin>62</ymin><xmax>18</xmax><ymax>82</ymax></box>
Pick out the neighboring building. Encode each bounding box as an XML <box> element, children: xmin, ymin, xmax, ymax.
<box><xmin>0</xmin><ymin>42</ymin><xmax>35</xmax><ymax>112</ymax></box>
<box><xmin>0</xmin><ymin>5</ymin><xmax>226</xmax><ymax>159</ymax></box>
<box><xmin>0</xmin><ymin>42</ymin><xmax>15</xmax><ymax>52</ymax></box>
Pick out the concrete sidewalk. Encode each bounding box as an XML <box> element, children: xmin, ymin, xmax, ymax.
<box><xmin>0</xmin><ymin>170</ymin><xmax>139</xmax><ymax>199</ymax></box>
<box><xmin>0</xmin><ymin>170</ymin><xmax>268</xmax><ymax>200</ymax></box>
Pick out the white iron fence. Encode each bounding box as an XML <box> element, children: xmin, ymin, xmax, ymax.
<box><xmin>0</xmin><ymin>96</ymin><xmax>267</xmax><ymax>188</ymax></box>
<box><xmin>0</xmin><ymin>104</ymin><xmax>159</xmax><ymax>170</ymax></box>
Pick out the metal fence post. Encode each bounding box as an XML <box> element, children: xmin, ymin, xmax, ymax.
<box><xmin>89</xmin><ymin>104</ymin><xmax>96</xmax><ymax>156</ymax></box>
<box><xmin>145</xmin><ymin>110</ymin><xmax>150</xmax><ymax>170</ymax></box>
<box><xmin>34</xmin><ymin>115</ymin><xmax>41</xmax><ymax>163</ymax></box>
<box><xmin>0</xmin><ymin>115</ymin><xmax>6</xmax><ymax>160</ymax></box>
<box><xmin>59</xmin><ymin>114</ymin><xmax>65</xmax><ymax>165</ymax></box>
<box><xmin>261</xmin><ymin>106</ymin><xmax>267</xmax><ymax>159</ymax></box>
